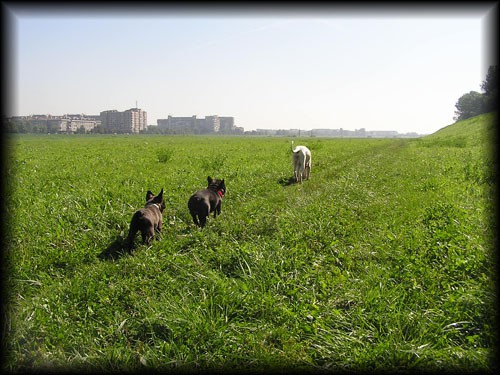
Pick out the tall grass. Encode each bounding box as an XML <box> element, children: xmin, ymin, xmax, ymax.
<box><xmin>3</xmin><ymin>113</ymin><xmax>496</xmax><ymax>372</ymax></box>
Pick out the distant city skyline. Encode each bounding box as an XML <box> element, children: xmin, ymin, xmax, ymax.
<box><xmin>5</xmin><ymin>4</ymin><xmax>497</xmax><ymax>135</ymax></box>
<box><xmin>6</xmin><ymin>110</ymin><xmax>424</xmax><ymax>138</ymax></box>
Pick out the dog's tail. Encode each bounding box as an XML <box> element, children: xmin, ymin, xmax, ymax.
<box><xmin>123</xmin><ymin>212</ymin><xmax>140</xmax><ymax>251</ymax></box>
<box><xmin>291</xmin><ymin>140</ymin><xmax>294</xmax><ymax>153</ymax></box>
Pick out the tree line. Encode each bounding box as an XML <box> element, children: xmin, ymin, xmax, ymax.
<box><xmin>454</xmin><ymin>65</ymin><xmax>498</xmax><ymax>121</ymax></box>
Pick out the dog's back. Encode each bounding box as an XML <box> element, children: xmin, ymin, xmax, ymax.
<box><xmin>292</xmin><ymin>145</ymin><xmax>311</xmax><ymax>182</ymax></box>
<box><xmin>188</xmin><ymin>176</ymin><xmax>226</xmax><ymax>228</ymax></box>
<box><xmin>188</xmin><ymin>191</ymin><xmax>213</xmax><ymax>220</ymax></box>
<box><xmin>125</xmin><ymin>189</ymin><xmax>165</xmax><ymax>250</ymax></box>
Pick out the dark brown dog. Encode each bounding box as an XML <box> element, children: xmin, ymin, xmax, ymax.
<box><xmin>124</xmin><ymin>189</ymin><xmax>165</xmax><ymax>250</ymax></box>
<box><xmin>188</xmin><ymin>177</ymin><xmax>226</xmax><ymax>228</ymax></box>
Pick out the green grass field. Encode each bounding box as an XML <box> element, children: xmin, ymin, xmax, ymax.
<box><xmin>3</xmin><ymin>113</ymin><xmax>496</xmax><ymax>372</ymax></box>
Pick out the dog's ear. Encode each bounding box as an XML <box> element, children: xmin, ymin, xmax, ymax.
<box><xmin>207</xmin><ymin>176</ymin><xmax>213</xmax><ymax>184</ymax></box>
<box><xmin>146</xmin><ymin>190</ymin><xmax>154</xmax><ymax>202</ymax></box>
<box><xmin>156</xmin><ymin>188</ymin><xmax>164</xmax><ymax>201</ymax></box>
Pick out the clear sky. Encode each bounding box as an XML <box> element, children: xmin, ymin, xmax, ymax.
<box><xmin>6</xmin><ymin>4</ymin><xmax>497</xmax><ymax>134</ymax></box>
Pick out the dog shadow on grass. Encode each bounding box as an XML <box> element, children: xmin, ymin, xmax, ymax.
<box><xmin>277</xmin><ymin>176</ymin><xmax>297</xmax><ymax>186</ymax></box>
<box><xmin>98</xmin><ymin>236</ymin><xmax>129</xmax><ymax>261</ymax></box>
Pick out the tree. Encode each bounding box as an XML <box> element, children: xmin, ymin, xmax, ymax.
<box><xmin>453</xmin><ymin>65</ymin><xmax>497</xmax><ymax>122</ymax></box>
<box><xmin>453</xmin><ymin>91</ymin><xmax>485</xmax><ymax>121</ymax></box>
<box><xmin>480</xmin><ymin>65</ymin><xmax>498</xmax><ymax>113</ymax></box>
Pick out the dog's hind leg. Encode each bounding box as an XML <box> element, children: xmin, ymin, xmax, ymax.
<box><xmin>303</xmin><ymin>165</ymin><xmax>309</xmax><ymax>180</ymax></box>
<box><xmin>199</xmin><ymin>215</ymin><xmax>207</xmax><ymax>228</ymax></box>
<box><xmin>191</xmin><ymin>214</ymin><xmax>200</xmax><ymax>226</ymax></box>
<box><xmin>297</xmin><ymin>166</ymin><xmax>303</xmax><ymax>183</ymax></box>
<box><xmin>142</xmin><ymin>227</ymin><xmax>155</xmax><ymax>245</ymax></box>
<box><xmin>154</xmin><ymin>223</ymin><xmax>162</xmax><ymax>240</ymax></box>
<box><xmin>199</xmin><ymin>204</ymin><xmax>210</xmax><ymax>227</ymax></box>
<box><xmin>305</xmin><ymin>154</ymin><xmax>311</xmax><ymax>180</ymax></box>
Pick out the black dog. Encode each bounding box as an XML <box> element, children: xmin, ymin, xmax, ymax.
<box><xmin>188</xmin><ymin>176</ymin><xmax>226</xmax><ymax>228</ymax></box>
<box><xmin>124</xmin><ymin>189</ymin><xmax>165</xmax><ymax>250</ymax></box>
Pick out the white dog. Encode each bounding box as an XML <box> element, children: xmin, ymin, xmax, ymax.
<box><xmin>291</xmin><ymin>142</ymin><xmax>311</xmax><ymax>183</ymax></box>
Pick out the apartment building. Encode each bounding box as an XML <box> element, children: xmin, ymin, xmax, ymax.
<box><xmin>157</xmin><ymin>115</ymin><xmax>195</xmax><ymax>133</ymax></box>
<box><xmin>157</xmin><ymin>115</ymin><xmax>240</xmax><ymax>134</ymax></box>
<box><xmin>218</xmin><ymin>117</ymin><xmax>235</xmax><ymax>133</ymax></box>
<box><xmin>6</xmin><ymin>114</ymin><xmax>101</xmax><ymax>133</ymax></box>
<box><xmin>157</xmin><ymin>115</ymin><xmax>217</xmax><ymax>134</ymax></box>
<box><xmin>100</xmin><ymin>108</ymin><xmax>147</xmax><ymax>133</ymax></box>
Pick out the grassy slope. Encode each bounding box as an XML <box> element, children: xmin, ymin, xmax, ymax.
<box><xmin>3</xmin><ymin>113</ymin><xmax>496</xmax><ymax>372</ymax></box>
<box><xmin>424</xmin><ymin>112</ymin><xmax>496</xmax><ymax>147</ymax></box>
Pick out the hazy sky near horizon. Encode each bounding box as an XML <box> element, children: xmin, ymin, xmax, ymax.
<box><xmin>7</xmin><ymin>4</ymin><xmax>496</xmax><ymax>134</ymax></box>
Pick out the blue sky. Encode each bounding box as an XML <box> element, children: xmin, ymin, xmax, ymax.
<box><xmin>7</xmin><ymin>4</ymin><xmax>496</xmax><ymax>134</ymax></box>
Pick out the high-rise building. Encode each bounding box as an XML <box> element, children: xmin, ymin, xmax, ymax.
<box><xmin>100</xmin><ymin>108</ymin><xmax>147</xmax><ymax>133</ymax></box>
<box><xmin>157</xmin><ymin>115</ymin><xmax>238</xmax><ymax>134</ymax></box>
